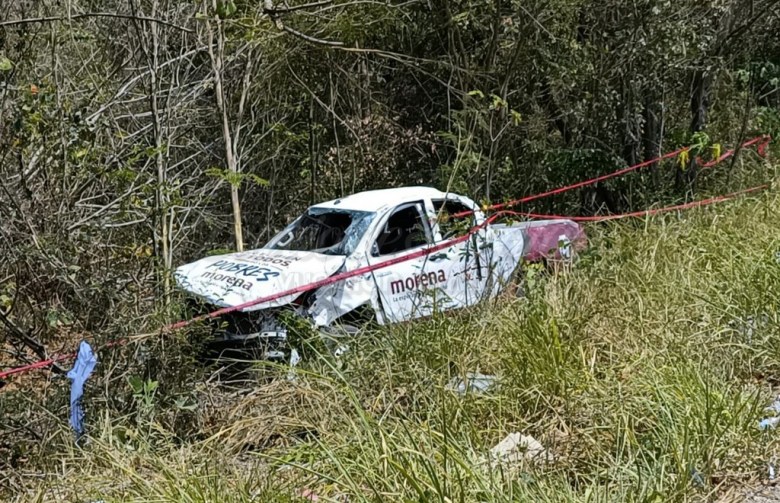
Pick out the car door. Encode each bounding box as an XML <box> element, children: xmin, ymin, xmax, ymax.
<box><xmin>367</xmin><ymin>201</ymin><xmax>456</xmax><ymax>324</ymax></box>
<box><xmin>428</xmin><ymin>197</ymin><xmax>492</xmax><ymax>307</ymax></box>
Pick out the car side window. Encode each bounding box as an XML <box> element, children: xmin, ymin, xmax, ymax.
<box><xmin>432</xmin><ymin>199</ymin><xmax>474</xmax><ymax>240</ymax></box>
<box><xmin>373</xmin><ymin>202</ymin><xmax>432</xmax><ymax>256</ymax></box>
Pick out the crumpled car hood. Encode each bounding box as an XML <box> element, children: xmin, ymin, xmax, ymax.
<box><xmin>174</xmin><ymin>249</ymin><xmax>346</xmax><ymax>311</ymax></box>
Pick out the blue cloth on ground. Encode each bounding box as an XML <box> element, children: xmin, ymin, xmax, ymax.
<box><xmin>66</xmin><ymin>341</ymin><xmax>97</xmax><ymax>437</ymax></box>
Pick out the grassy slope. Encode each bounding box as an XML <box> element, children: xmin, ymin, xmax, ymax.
<box><xmin>6</xmin><ymin>187</ymin><xmax>780</xmax><ymax>502</ymax></box>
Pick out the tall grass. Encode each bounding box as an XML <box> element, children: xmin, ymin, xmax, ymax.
<box><xmin>4</xmin><ymin>190</ymin><xmax>780</xmax><ymax>502</ymax></box>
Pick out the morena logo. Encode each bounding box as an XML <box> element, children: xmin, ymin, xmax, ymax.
<box><xmin>390</xmin><ymin>270</ymin><xmax>447</xmax><ymax>295</ymax></box>
<box><xmin>200</xmin><ymin>271</ymin><xmax>255</xmax><ymax>291</ymax></box>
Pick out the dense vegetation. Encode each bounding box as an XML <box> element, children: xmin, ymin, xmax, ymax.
<box><xmin>1</xmin><ymin>0</ymin><xmax>779</xmax><ymax>500</ymax></box>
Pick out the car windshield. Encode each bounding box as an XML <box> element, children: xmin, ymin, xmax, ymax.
<box><xmin>265</xmin><ymin>208</ymin><xmax>375</xmax><ymax>256</ymax></box>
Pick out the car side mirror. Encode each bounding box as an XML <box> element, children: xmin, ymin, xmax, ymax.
<box><xmin>371</xmin><ymin>242</ymin><xmax>380</xmax><ymax>256</ymax></box>
<box><xmin>277</xmin><ymin>232</ymin><xmax>293</xmax><ymax>247</ymax></box>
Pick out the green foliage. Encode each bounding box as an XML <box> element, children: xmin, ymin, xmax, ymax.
<box><xmin>44</xmin><ymin>308</ymin><xmax>73</xmax><ymax>328</ymax></box>
<box><xmin>205</xmin><ymin>166</ymin><xmax>270</xmax><ymax>188</ymax></box>
<box><xmin>216</xmin><ymin>0</ymin><xmax>237</xmax><ymax>19</ymax></box>
<box><xmin>129</xmin><ymin>376</ymin><xmax>159</xmax><ymax>413</ymax></box>
<box><xmin>756</xmin><ymin>107</ymin><xmax>780</xmax><ymax>139</ymax></box>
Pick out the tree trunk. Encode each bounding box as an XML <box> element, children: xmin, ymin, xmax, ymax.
<box><xmin>679</xmin><ymin>69</ymin><xmax>710</xmax><ymax>192</ymax></box>
<box><xmin>206</xmin><ymin>1</ymin><xmax>244</xmax><ymax>251</ymax></box>
<box><xmin>150</xmin><ymin>1</ymin><xmax>173</xmax><ymax>302</ymax></box>
<box><xmin>132</xmin><ymin>0</ymin><xmax>173</xmax><ymax>303</ymax></box>
<box><xmin>642</xmin><ymin>96</ymin><xmax>664</xmax><ymax>188</ymax></box>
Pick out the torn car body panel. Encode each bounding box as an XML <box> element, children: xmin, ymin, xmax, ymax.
<box><xmin>174</xmin><ymin>186</ymin><xmax>587</xmax><ymax>340</ymax></box>
<box><xmin>173</xmin><ymin>249</ymin><xmax>345</xmax><ymax>311</ymax></box>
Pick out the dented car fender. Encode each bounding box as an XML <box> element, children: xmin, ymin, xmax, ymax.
<box><xmin>307</xmin><ymin>253</ymin><xmax>380</xmax><ymax>327</ymax></box>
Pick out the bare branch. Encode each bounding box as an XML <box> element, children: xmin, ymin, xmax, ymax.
<box><xmin>87</xmin><ymin>46</ymin><xmax>207</xmax><ymax>123</ymax></box>
<box><xmin>0</xmin><ymin>12</ymin><xmax>193</xmax><ymax>34</ymax></box>
<box><xmin>280</xmin><ymin>23</ymin><xmax>345</xmax><ymax>46</ymax></box>
<box><xmin>0</xmin><ymin>311</ymin><xmax>66</xmax><ymax>375</ymax></box>
<box><xmin>265</xmin><ymin>0</ymin><xmax>334</xmax><ymax>14</ymax></box>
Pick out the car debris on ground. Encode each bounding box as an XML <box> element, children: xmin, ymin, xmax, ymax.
<box><xmin>488</xmin><ymin>432</ymin><xmax>553</xmax><ymax>465</ymax></box>
<box><xmin>446</xmin><ymin>372</ymin><xmax>497</xmax><ymax>395</ymax></box>
<box><xmin>759</xmin><ymin>396</ymin><xmax>780</xmax><ymax>430</ymax></box>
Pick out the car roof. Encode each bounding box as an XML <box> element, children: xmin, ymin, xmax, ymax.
<box><xmin>311</xmin><ymin>186</ymin><xmax>458</xmax><ymax>212</ymax></box>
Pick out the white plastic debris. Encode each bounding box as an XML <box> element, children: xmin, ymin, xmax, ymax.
<box><xmin>446</xmin><ymin>372</ymin><xmax>496</xmax><ymax>394</ymax></box>
<box><xmin>758</xmin><ymin>396</ymin><xmax>780</xmax><ymax>430</ymax></box>
<box><xmin>286</xmin><ymin>349</ymin><xmax>301</xmax><ymax>381</ymax></box>
<box><xmin>557</xmin><ymin>234</ymin><xmax>573</xmax><ymax>260</ymax></box>
<box><xmin>729</xmin><ymin>314</ymin><xmax>770</xmax><ymax>344</ymax></box>
<box><xmin>488</xmin><ymin>432</ymin><xmax>551</xmax><ymax>464</ymax></box>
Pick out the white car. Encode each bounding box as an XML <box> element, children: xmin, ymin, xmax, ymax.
<box><xmin>174</xmin><ymin>187</ymin><xmax>585</xmax><ymax>356</ymax></box>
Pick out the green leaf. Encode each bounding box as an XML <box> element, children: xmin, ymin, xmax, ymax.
<box><xmin>45</xmin><ymin>309</ymin><xmax>65</xmax><ymax>328</ymax></box>
<box><xmin>0</xmin><ymin>57</ymin><xmax>12</xmax><ymax>72</ymax></box>
<box><xmin>678</xmin><ymin>150</ymin><xmax>690</xmax><ymax>170</ymax></box>
<box><xmin>452</xmin><ymin>11</ymin><xmax>470</xmax><ymax>24</ymax></box>
<box><xmin>490</xmin><ymin>94</ymin><xmax>507</xmax><ymax>110</ymax></box>
<box><xmin>145</xmin><ymin>380</ymin><xmax>159</xmax><ymax>393</ymax></box>
<box><xmin>246</xmin><ymin>173</ymin><xmax>270</xmax><ymax>187</ymax></box>
<box><xmin>206</xmin><ymin>247</ymin><xmax>233</xmax><ymax>256</ymax></box>
<box><xmin>216</xmin><ymin>0</ymin><xmax>237</xmax><ymax>18</ymax></box>
<box><xmin>207</xmin><ymin>167</ymin><xmax>269</xmax><ymax>188</ymax></box>
<box><xmin>175</xmin><ymin>396</ymin><xmax>198</xmax><ymax>411</ymax></box>
<box><xmin>128</xmin><ymin>376</ymin><xmax>144</xmax><ymax>394</ymax></box>
<box><xmin>690</xmin><ymin>131</ymin><xmax>710</xmax><ymax>155</ymax></box>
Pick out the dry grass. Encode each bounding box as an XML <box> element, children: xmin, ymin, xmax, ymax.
<box><xmin>3</xmin><ymin>184</ymin><xmax>780</xmax><ymax>502</ymax></box>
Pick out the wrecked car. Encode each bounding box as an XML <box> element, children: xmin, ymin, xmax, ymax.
<box><xmin>174</xmin><ymin>187</ymin><xmax>586</xmax><ymax>358</ymax></box>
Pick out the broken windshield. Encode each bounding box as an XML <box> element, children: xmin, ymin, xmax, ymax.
<box><xmin>265</xmin><ymin>208</ymin><xmax>375</xmax><ymax>256</ymax></box>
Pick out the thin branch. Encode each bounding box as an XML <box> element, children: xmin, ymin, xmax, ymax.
<box><xmin>87</xmin><ymin>46</ymin><xmax>206</xmax><ymax>123</ymax></box>
<box><xmin>280</xmin><ymin>23</ymin><xmax>344</xmax><ymax>46</ymax></box>
<box><xmin>0</xmin><ymin>12</ymin><xmax>193</xmax><ymax>33</ymax></box>
<box><xmin>0</xmin><ymin>311</ymin><xmax>67</xmax><ymax>376</ymax></box>
<box><xmin>265</xmin><ymin>0</ymin><xmax>334</xmax><ymax>14</ymax></box>
<box><xmin>715</xmin><ymin>0</ymin><xmax>780</xmax><ymax>55</ymax></box>
<box><xmin>262</xmin><ymin>0</ymin><xmax>344</xmax><ymax>45</ymax></box>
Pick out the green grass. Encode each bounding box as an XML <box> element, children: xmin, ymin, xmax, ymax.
<box><xmin>4</xmin><ymin>188</ymin><xmax>780</xmax><ymax>502</ymax></box>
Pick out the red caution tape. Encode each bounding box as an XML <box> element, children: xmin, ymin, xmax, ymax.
<box><xmin>0</xmin><ymin>353</ymin><xmax>76</xmax><ymax>379</ymax></box>
<box><xmin>701</xmin><ymin>135</ymin><xmax>771</xmax><ymax>168</ymax></box>
<box><xmin>453</xmin><ymin>134</ymin><xmax>771</xmax><ymax>218</ymax></box>
<box><xmin>504</xmin><ymin>185</ymin><xmax>768</xmax><ymax>222</ymax></box>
